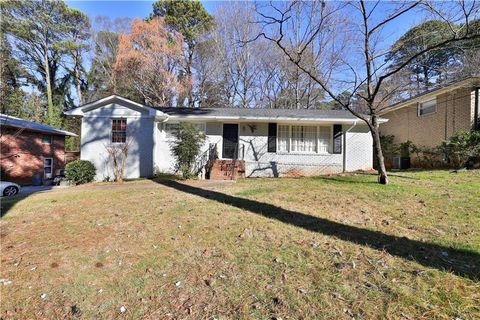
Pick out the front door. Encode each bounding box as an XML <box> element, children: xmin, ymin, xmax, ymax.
<box><xmin>222</xmin><ymin>124</ymin><xmax>239</xmax><ymax>159</ymax></box>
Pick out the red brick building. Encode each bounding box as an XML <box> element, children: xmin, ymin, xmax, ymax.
<box><xmin>1</xmin><ymin>114</ymin><xmax>77</xmax><ymax>185</ymax></box>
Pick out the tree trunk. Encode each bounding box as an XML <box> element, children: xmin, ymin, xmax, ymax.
<box><xmin>187</xmin><ymin>48</ymin><xmax>194</xmax><ymax>108</ymax></box>
<box><xmin>423</xmin><ymin>66</ymin><xmax>429</xmax><ymax>90</ymax></box>
<box><xmin>44</xmin><ymin>49</ymin><xmax>54</xmax><ymax>124</ymax></box>
<box><xmin>371</xmin><ymin>115</ymin><xmax>388</xmax><ymax>184</ymax></box>
<box><xmin>74</xmin><ymin>51</ymin><xmax>84</xmax><ymax>105</ymax></box>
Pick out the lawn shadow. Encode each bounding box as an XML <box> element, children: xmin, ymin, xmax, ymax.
<box><xmin>155</xmin><ymin>179</ymin><xmax>480</xmax><ymax>281</ymax></box>
<box><xmin>1</xmin><ymin>185</ymin><xmax>56</xmax><ymax>218</ymax></box>
<box><xmin>312</xmin><ymin>176</ymin><xmax>379</xmax><ymax>184</ymax></box>
<box><xmin>1</xmin><ymin>194</ymin><xmax>27</xmax><ymax>217</ymax></box>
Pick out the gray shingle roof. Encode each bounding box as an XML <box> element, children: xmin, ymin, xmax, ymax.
<box><xmin>158</xmin><ymin>107</ymin><xmax>360</xmax><ymax>120</ymax></box>
<box><xmin>0</xmin><ymin>114</ymin><xmax>77</xmax><ymax>136</ymax></box>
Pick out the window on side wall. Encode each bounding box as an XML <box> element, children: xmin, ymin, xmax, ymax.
<box><xmin>165</xmin><ymin>123</ymin><xmax>179</xmax><ymax>139</ymax></box>
<box><xmin>192</xmin><ymin>123</ymin><xmax>206</xmax><ymax>133</ymax></box>
<box><xmin>165</xmin><ymin>122</ymin><xmax>205</xmax><ymax>139</ymax></box>
<box><xmin>41</xmin><ymin>134</ymin><xmax>52</xmax><ymax>144</ymax></box>
<box><xmin>418</xmin><ymin>99</ymin><xmax>437</xmax><ymax>116</ymax></box>
<box><xmin>111</xmin><ymin>119</ymin><xmax>127</xmax><ymax>143</ymax></box>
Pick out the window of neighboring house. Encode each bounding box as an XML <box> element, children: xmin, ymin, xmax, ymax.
<box><xmin>111</xmin><ymin>119</ymin><xmax>127</xmax><ymax>143</ymax></box>
<box><xmin>418</xmin><ymin>99</ymin><xmax>437</xmax><ymax>116</ymax></box>
<box><xmin>41</xmin><ymin>134</ymin><xmax>52</xmax><ymax>144</ymax></box>
<box><xmin>44</xmin><ymin>157</ymin><xmax>53</xmax><ymax>179</ymax></box>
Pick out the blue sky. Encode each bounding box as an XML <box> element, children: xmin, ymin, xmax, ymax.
<box><xmin>66</xmin><ymin>1</ymin><xmax>422</xmax><ymax>45</ymax></box>
<box><xmin>66</xmin><ymin>0</ymin><xmax>219</xmax><ymax>20</ymax></box>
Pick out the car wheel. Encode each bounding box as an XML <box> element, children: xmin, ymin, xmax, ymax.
<box><xmin>3</xmin><ymin>186</ymin><xmax>18</xmax><ymax>197</ymax></box>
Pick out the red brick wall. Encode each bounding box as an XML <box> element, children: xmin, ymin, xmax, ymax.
<box><xmin>0</xmin><ymin>127</ymin><xmax>66</xmax><ymax>184</ymax></box>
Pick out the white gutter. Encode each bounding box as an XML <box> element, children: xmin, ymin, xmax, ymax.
<box><xmin>343</xmin><ymin>121</ymin><xmax>358</xmax><ymax>173</ymax></box>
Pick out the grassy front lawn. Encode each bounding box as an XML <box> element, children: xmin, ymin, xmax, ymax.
<box><xmin>1</xmin><ymin>170</ymin><xmax>479</xmax><ymax>319</ymax></box>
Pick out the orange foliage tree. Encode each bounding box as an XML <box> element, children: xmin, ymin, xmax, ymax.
<box><xmin>114</xmin><ymin>17</ymin><xmax>185</xmax><ymax>107</ymax></box>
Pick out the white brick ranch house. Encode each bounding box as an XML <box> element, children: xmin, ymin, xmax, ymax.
<box><xmin>65</xmin><ymin>95</ymin><xmax>385</xmax><ymax>180</ymax></box>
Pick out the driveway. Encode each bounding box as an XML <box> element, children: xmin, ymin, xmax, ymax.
<box><xmin>19</xmin><ymin>185</ymin><xmax>70</xmax><ymax>196</ymax></box>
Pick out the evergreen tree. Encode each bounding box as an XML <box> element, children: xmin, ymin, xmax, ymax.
<box><xmin>150</xmin><ymin>0</ymin><xmax>214</xmax><ymax>107</ymax></box>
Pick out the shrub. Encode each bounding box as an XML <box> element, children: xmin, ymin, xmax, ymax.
<box><xmin>65</xmin><ymin>160</ymin><xmax>96</xmax><ymax>185</ymax></box>
<box><xmin>438</xmin><ymin>130</ymin><xmax>480</xmax><ymax>168</ymax></box>
<box><xmin>169</xmin><ymin>123</ymin><xmax>206</xmax><ymax>179</ymax></box>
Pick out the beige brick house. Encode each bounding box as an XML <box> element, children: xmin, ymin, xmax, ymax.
<box><xmin>380</xmin><ymin>77</ymin><xmax>480</xmax><ymax>148</ymax></box>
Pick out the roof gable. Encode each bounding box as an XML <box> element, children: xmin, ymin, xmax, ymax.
<box><xmin>65</xmin><ymin>95</ymin><xmax>168</xmax><ymax>118</ymax></box>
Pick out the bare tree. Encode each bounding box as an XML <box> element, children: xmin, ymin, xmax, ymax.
<box><xmin>104</xmin><ymin>137</ymin><xmax>133</xmax><ymax>183</ymax></box>
<box><xmin>255</xmin><ymin>0</ymin><xmax>480</xmax><ymax>184</ymax></box>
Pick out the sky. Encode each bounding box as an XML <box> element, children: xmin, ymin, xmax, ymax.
<box><xmin>66</xmin><ymin>0</ymin><xmax>219</xmax><ymax>21</ymax></box>
<box><xmin>66</xmin><ymin>0</ymin><xmax>422</xmax><ymax>46</ymax></box>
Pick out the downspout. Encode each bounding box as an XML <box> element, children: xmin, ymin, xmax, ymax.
<box><xmin>475</xmin><ymin>87</ymin><xmax>479</xmax><ymax>131</ymax></box>
<box><xmin>342</xmin><ymin>121</ymin><xmax>357</xmax><ymax>173</ymax></box>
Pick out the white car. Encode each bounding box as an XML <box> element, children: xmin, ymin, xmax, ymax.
<box><xmin>0</xmin><ymin>181</ymin><xmax>21</xmax><ymax>197</ymax></box>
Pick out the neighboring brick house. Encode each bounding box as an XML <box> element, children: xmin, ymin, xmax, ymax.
<box><xmin>380</xmin><ymin>77</ymin><xmax>480</xmax><ymax>148</ymax></box>
<box><xmin>0</xmin><ymin>114</ymin><xmax>77</xmax><ymax>184</ymax></box>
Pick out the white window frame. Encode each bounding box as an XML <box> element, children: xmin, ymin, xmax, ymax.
<box><xmin>276</xmin><ymin>124</ymin><xmax>332</xmax><ymax>155</ymax></box>
<box><xmin>111</xmin><ymin>118</ymin><xmax>127</xmax><ymax>144</ymax></box>
<box><xmin>418</xmin><ymin>98</ymin><xmax>437</xmax><ymax>117</ymax></box>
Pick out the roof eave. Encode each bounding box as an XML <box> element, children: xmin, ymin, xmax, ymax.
<box><xmin>165</xmin><ymin>114</ymin><xmax>380</xmax><ymax>124</ymax></box>
<box><xmin>380</xmin><ymin>77</ymin><xmax>480</xmax><ymax>115</ymax></box>
<box><xmin>2</xmin><ymin>123</ymin><xmax>77</xmax><ymax>137</ymax></box>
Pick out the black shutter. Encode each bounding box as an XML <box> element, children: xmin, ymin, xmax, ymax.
<box><xmin>268</xmin><ymin>123</ymin><xmax>277</xmax><ymax>153</ymax></box>
<box><xmin>333</xmin><ymin>124</ymin><xmax>343</xmax><ymax>154</ymax></box>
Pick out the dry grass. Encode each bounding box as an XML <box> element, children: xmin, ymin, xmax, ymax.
<box><xmin>1</xmin><ymin>170</ymin><xmax>479</xmax><ymax>319</ymax></box>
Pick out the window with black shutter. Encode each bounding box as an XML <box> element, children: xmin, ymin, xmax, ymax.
<box><xmin>333</xmin><ymin>124</ymin><xmax>343</xmax><ymax>154</ymax></box>
<box><xmin>268</xmin><ymin>123</ymin><xmax>277</xmax><ymax>153</ymax></box>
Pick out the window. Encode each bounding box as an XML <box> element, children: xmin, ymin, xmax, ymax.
<box><xmin>165</xmin><ymin>123</ymin><xmax>179</xmax><ymax>139</ymax></box>
<box><xmin>165</xmin><ymin>122</ymin><xmax>205</xmax><ymax>139</ymax></box>
<box><xmin>277</xmin><ymin>125</ymin><xmax>338</xmax><ymax>154</ymax></box>
<box><xmin>41</xmin><ymin>134</ymin><xmax>52</xmax><ymax>144</ymax></box>
<box><xmin>418</xmin><ymin>99</ymin><xmax>436</xmax><ymax>116</ymax></box>
<box><xmin>111</xmin><ymin>119</ymin><xmax>127</xmax><ymax>143</ymax></box>
<box><xmin>193</xmin><ymin>123</ymin><xmax>206</xmax><ymax>133</ymax></box>
<box><xmin>278</xmin><ymin>125</ymin><xmax>289</xmax><ymax>152</ymax></box>
<box><xmin>291</xmin><ymin>126</ymin><xmax>317</xmax><ymax>152</ymax></box>
<box><xmin>44</xmin><ymin>158</ymin><xmax>53</xmax><ymax>179</ymax></box>
<box><xmin>267</xmin><ymin>123</ymin><xmax>277</xmax><ymax>152</ymax></box>
<box><xmin>318</xmin><ymin>126</ymin><xmax>331</xmax><ymax>153</ymax></box>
